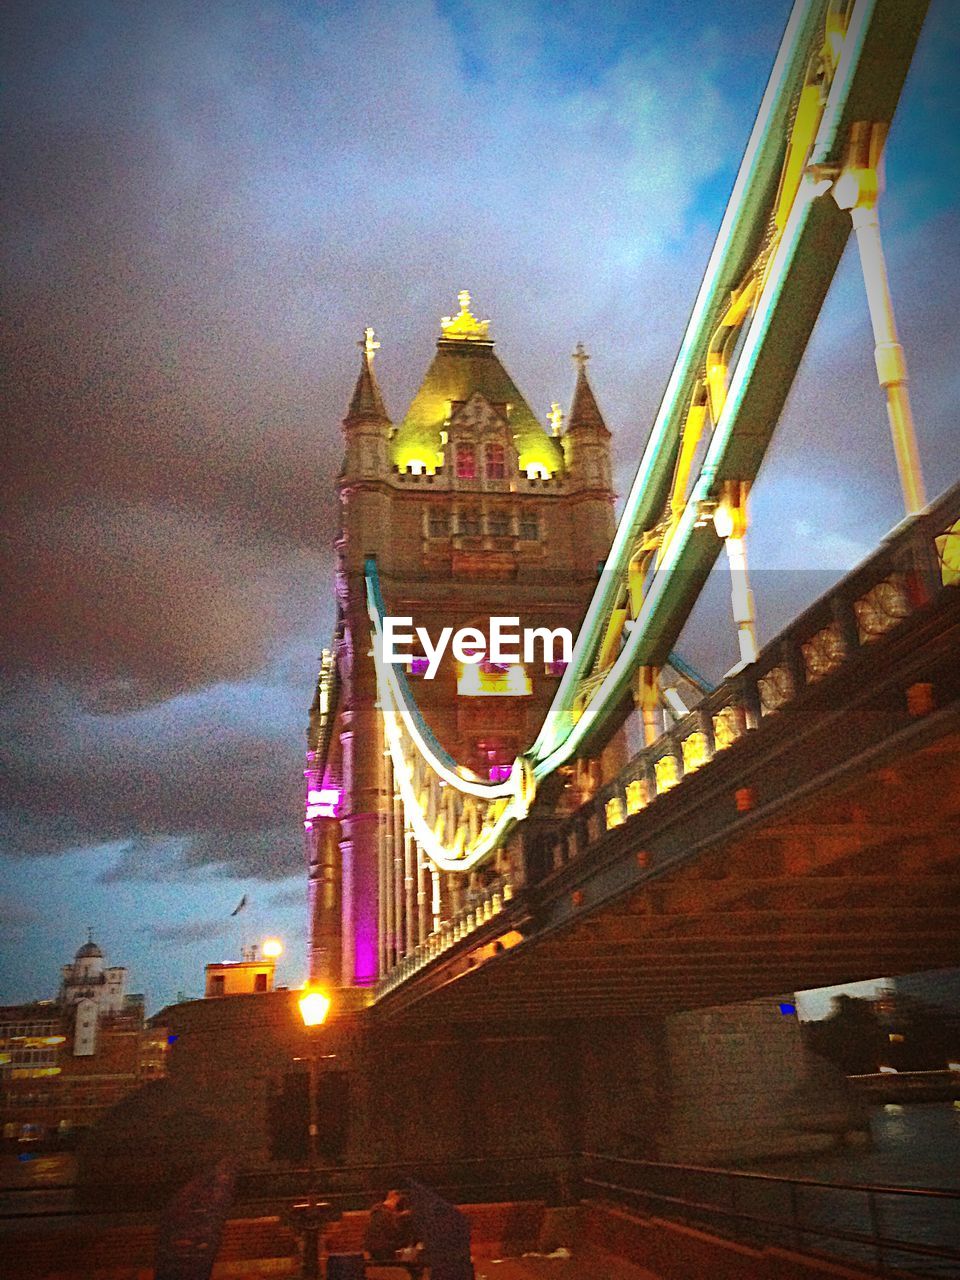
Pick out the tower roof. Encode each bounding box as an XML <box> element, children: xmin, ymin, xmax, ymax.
<box><xmin>345</xmin><ymin>327</ymin><xmax>390</xmax><ymax>423</ymax></box>
<box><xmin>392</xmin><ymin>292</ymin><xmax>564</xmax><ymax>475</ymax></box>
<box><xmin>566</xmin><ymin>343</ymin><xmax>610</xmax><ymax>437</ymax></box>
<box><xmin>75</xmin><ymin>939</ymin><xmax>103</xmax><ymax>960</ymax></box>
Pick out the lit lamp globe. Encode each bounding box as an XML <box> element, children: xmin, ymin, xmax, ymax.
<box><xmin>299</xmin><ymin>988</ymin><xmax>331</xmax><ymax>1028</ymax></box>
<box><xmin>262</xmin><ymin>938</ymin><xmax>284</xmax><ymax>959</ymax></box>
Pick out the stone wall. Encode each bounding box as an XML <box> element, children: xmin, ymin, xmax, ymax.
<box><xmin>660</xmin><ymin>997</ymin><xmax>865</xmax><ymax>1163</ymax></box>
<box><xmin>77</xmin><ymin>990</ymin><xmax>863</xmax><ymax>1196</ymax></box>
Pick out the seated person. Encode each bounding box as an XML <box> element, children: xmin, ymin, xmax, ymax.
<box><xmin>363</xmin><ymin>1189</ymin><xmax>423</xmax><ymax>1268</ymax></box>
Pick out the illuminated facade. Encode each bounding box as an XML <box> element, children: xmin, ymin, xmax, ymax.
<box><xmin>61</xmin><ymin>935</ymin><xmax>128</xmax><ymax>1009</ymax></box>
<box><xmin>204</xmin><ymin>945</ymin><xmax>278</xmax><ymax>997</ymax></box>
<box><xmin>306</xmin><ymin>294</ymin><xmax>616</xmax><ymax>985</ymax></box>
<box><xmin>0</xmin><ymin>936</ymin><xmax>166</xmax><ymax>1143</ymax></box>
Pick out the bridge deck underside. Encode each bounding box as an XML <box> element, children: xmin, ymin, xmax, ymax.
<box><xmin>376</xmin><ymin>591</ymin><xmax>960</xmax><ymax>1023</ymax></box>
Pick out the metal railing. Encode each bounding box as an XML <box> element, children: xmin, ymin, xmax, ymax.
<box><xmin>373</xmin><ymin>874</ymin><xmax>516</xmax><ymax>1000</ymax></box>
<box><xmin>236</xmin><ymin>1150</ymin><xmax>575</xmax><ymax>1213</ymax></box>
<box><xmin>583</xmin><ymin>1152</ymin><xmax>960</xmax><ymax>1278</ymax></box>
<box><xmin>6</xmin><ymin>1148</ymin><xmax>960</xmax><ymax>1276</ymax></box>
<box><xmin>0</xmin><ymin>1150</ymin><xmax>577</xmax><ymax>1220</ymax></box>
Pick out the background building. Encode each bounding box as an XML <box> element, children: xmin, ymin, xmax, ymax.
<box><xmin>0</xmin><ymin>935</ymin><xmax>166</xmax><ymax>1145</ymax></box>
<box><xmin>204</xmin><ymin>944</ymin><xmax>279</xmax><ymax>997</ymax></box>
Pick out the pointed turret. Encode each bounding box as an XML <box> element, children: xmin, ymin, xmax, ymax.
<box><xmin>566</xmin><ymin>342</ymin><xmax>610</xmax><ymax>437</ymax></box>
<box><xmin>340</xmin><ymin>326</ymin><xmax>392</xmax><ymax>488</ymax></box>
<box><xmin>563</xmin><ymin>343</ymin><xmax>614</xmax><ymax>528</ymax></box>
<box><xmin>345</xmin><ymin>327</ymin><xmax>390</xmax><ymax>425</ymax></box>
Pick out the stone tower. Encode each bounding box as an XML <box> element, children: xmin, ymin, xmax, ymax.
<box><xmin>306</xmin><ymin>293</ymin><xmax>616</xmax><ymax>986</ymax></box>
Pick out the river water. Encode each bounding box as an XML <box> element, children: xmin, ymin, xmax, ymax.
<box><xmin>732</xmin><ymin>1102</ymin><xmax>960</xmax><ymax>1276</ymax></box>
<box><xmin>758</xmin><ymin>1101</ymin><xmax>960</xmax><ymax>1188</ymax></box>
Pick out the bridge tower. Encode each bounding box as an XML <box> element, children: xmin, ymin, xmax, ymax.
<box><xmin>306</xmin><ymin>293</ymin><xmax>616</xmax><ymax>987</ymax></box>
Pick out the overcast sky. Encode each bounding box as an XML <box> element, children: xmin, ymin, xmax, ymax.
<box><xmin>3</xmin><ymin>0</ymin><xmax>958</xmax><ymax>1012</ymax></box>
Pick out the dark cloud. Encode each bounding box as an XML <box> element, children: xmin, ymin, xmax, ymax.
<box><xmin>143</xmin><ymin>919</ymin><xmax>231</xmax><ymax>946</ymax></box>
<box><xmin>0</xmin><ymin>675</ymin><xmax>305</xmax><ymax>879</ymax></box>
<box><xmin>3</xmin><ymin>502</ymin><xmax>330</xmax><ymax>705</ymax></box>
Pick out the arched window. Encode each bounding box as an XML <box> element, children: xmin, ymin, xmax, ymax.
<box><xmin>455</xmin><ymin>444</ymin><xmax>476</xmax><ymax>480</ymax></box>
<box><xmin>484</xmin><ymin>442</ymin><xmax>506</xmax><ymax>479</ymax></box>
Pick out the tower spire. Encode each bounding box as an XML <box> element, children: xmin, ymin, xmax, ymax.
<box><xmin>346</xmin><ymin>326</ymin><xmax>390</xmax><ymax>422</ymax></box>
<box><xmin>566</xmin><ymin>342</ymin><xmax>610</xmax><ymax>437</ymax></box>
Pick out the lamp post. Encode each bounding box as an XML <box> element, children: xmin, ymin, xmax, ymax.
<box><xmin>295</xmin><ymin>986</ymin><xmax>331</xmax><ymax>1280</ymax></box>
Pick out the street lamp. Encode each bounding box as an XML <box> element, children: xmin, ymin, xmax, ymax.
<box><xmin>295</xmin><ymin>985</ymin><xmax>332</xmax><ymax>1280</ymax></box>
<box><xmin>262</xmin><ymin>938</ymin><xmax>284</xmax><ymax>959</ymax></box>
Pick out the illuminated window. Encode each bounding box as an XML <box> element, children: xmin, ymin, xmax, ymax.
<box><xmin>428</xmin><ymin>510</ymin><xmax>449</xmax><ymax>538</ymax></box>
<box><xmin>519</xmin><ymin>513</ymin><xmax>539</xmax><ymax>541</ymax></box>
<box><xmin>459</xmin><ymin>509</ymin><xmax>481</xmax><ymax>537</ymax></box>
<box><xmin>484</xmin><ymin>442</ymin><xmax>506</xmax><ymax>479</ymax></box>
<box><xmin>477</xmin><ymin>737</ymin><xmax>517</xmax><ymax>781</ymax></box>
<box><xmin>458</xmin><ymin>660</ymin><xmax>532</xmax><ymax>697</ymax></box>
<box><xmin>487</xmin><ymin>510</ymin><xmax>510</xmax><ymax>538</ymax></box>
<box><xmin>456</xmin><ymin>445</ymin><xmax>476</xmax><ymax>480</ymax></box>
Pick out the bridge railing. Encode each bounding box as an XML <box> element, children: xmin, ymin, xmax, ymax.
<box><xmin>582</xmin><ymin>1151</ymin><xmax>960</xmax><ymax>1278</ymax></box>
<box><xmin>374</xmin><ymin>874</ymin><xmax>517</xmax><ymax>1001</ymax></box>
<box><xmin>546</xmin><ymin>482</ymin><xmax>959</xmax><ymax>877</ymax></box>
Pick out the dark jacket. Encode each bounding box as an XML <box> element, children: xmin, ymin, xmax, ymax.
<box><xmin>363</xmin><ymin>1204</ymin><xmax>415</xmax><ymax>1261</ymax></box>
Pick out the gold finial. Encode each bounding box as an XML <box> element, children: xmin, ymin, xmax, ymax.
<box><xmin>548</xmin><ymin>402</ymin><xmax>563</xmax><ymax>436</ymax></box>
<box><xmin>572</xmin><ymin>341</ymin><xmax>590</xmax><ymax>372</ymax></box>
<box><xmin>359</xmin><ymin>326</ymin><xmax>380</xmax><ymax>360</ymax></box>
<box><xmin>441</xmin><ymin>290</ymin><xmax>491</xmax><ymax>341</ymax></box>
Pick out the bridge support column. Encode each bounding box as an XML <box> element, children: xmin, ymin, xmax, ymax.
<box><xmin>714</xmin><ymin>481</ymin><xmax>757</xmax><ymax>667</ymax></box>
<box><xmin>339</xmin><ymin>697</ymin><xmax>384</xmax><ymax>987</ymax></box>
<box><xmin>830</xmin><ymin>121</ymin><xmax>927</xmax><ymax>516</ymax></box>
<box><xmin>378</xmin><ymin>759</ymin><xmax>390</xmax><ymax>976</ymax></box>
<box><xmin>308</xmin><ymin>818</ymin><xmax>341</xmax><ymax>986</ymax></box>
<box><xmin>636</xmin><ymin>666</ymin><xmax>661</xmax><ymax>747</ymax></box>
<box><xmin>403</xmin><ymin>821</ymin><xmax>416</xmax><ymax>957</ymax></box>
<box><xmin>413</xmin><ymin>833</ymin><xmax>427</xmax><ymax>945</ymax></box>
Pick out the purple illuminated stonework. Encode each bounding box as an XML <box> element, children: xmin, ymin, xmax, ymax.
<box><xmin>305</xmin><ymin>787</ymin><xmax>341</xmax><ymax>820</ymax></box>
<box><xmin>353</xmin><ymin>924</ymin><xmax>378</xmax><ymax>985</ymax></box>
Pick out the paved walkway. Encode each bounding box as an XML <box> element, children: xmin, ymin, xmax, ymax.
<box><xmin>475</xmin><ymin>1252</ymin><xmax>659</xmax><ymax>1280</ymax></box>
<box><xmin>368</xmin><ymin>1254</ymin><xmax>659</xmax><ymax>1280</ymax></box>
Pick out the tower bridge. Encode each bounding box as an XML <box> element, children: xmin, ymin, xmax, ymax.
<box><xmin>64</xmin><ymin>0</ymin><xmax>960</xmax><ymax>1227</ymax></box>
<box><xmin>308</xmin><ymin>0</ymin><xmax>957</xmax><ymax>1031</ymax></box>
